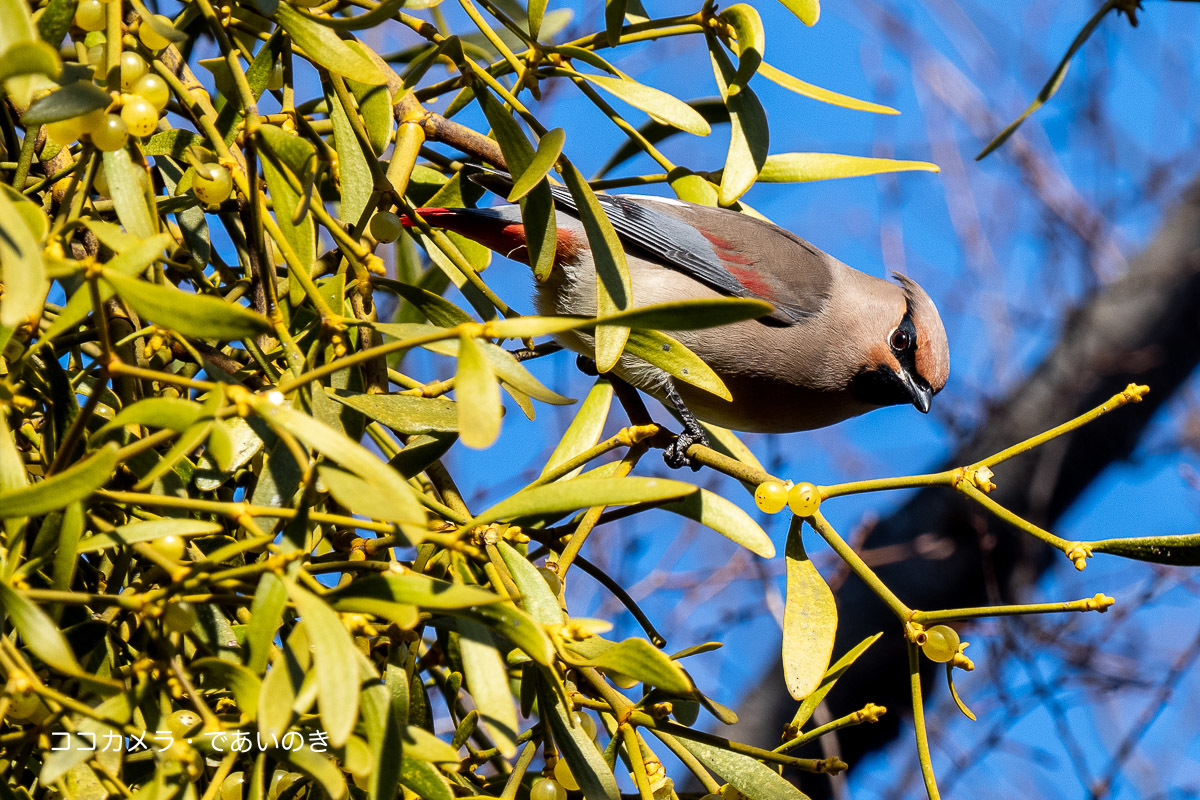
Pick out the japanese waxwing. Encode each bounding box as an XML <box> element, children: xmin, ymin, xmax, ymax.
<box><xmin>399</xmin><ymin>174</ymin><xmax>950</xmax><ymax>467</ymax></box>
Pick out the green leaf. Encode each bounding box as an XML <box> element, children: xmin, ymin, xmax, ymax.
<box><xmin>455</xmin><ymin>332</ymin><xmax>502</xmax><ymax>449</ymax></box>
<box><xmin>400</xmin><ymin>757</ymin><xmax>452</xmax><ymax>800</ymax></box>
<box><xmin>468</xmin><ymin>477</ymin><xmax>696</xmax><ymax>527</ymax></box>
<box><xmin>576</xmin><ymin>72</ymin><xmax>710</xmax><ymax>136</ymax></box>
<box><xmin>326</xmin><ymin>389</ymin><xmax>458</xmax><ymax>434</ymax></box>
<box><xmin>789</xmin><ymin>632</ymin><xmax>881</xmax><ymax>729</ymax></box>
<box><xmin>373</xmin><ymin>277</ymin><xmax>474</xmax><ymax>327</ymax></box>
<box><xmin>251</xmin><ymin>398</ymin><xmax>427</xmax><ymax>537</ymax></box>
<box><xmin>285</xmin><ymin>581</ymin><xmax>360</xmax><ymax>748</ymax></box>
<box><xmin>538</xmin><ymin>678</ymin><xmax>620</xmax><ymax>800</ymax></box>
<box><xmin>566</xmin><ymin>637</ymin><xmax>692</xmax><ymax>694</ymax></box>
<box><xmin>758</xmin><ymin>152</ymin><xmax>939</xmax><ymax>183</ymax></box>
<box><xmin>0</xmin><ymin>412</ymin><xmax>26</xmax><ymax>494</ymax></box>
<box><xmin>1090</xmin><ymin>534</ymin><xmax>1200</xmax><ymax>565</ymax></box>
<box><xmin>0</xmin><ymin>582</ymin><xmax>84</xmax><ymax>674</ymax></box>
<box><xmin>281</xmin><ymin>746</ymin><xmax>350</xmax><ymax>800</ymax></box>
<box><xmin>274</xmin><ymin>4</ymin><xmax>385</xmax><ymax>85</ymax></box>
<box><xmin>776</xmin><ymin>0</ymin><xmax>819</xmax><ymax>26</ymax></box>
<box><xmin>561</xmin><ymin>163</ymin><xmax>630</xmax><ymax>371</ymax></box>
<box><xmin>528</xmin><ymin>0</ymin><xmax>547</xmax><ymax>38</ymax></box>
<box><xmin>44</xmin><ymin>233</ymin><xmax>171</xmax><ymax>340</ymax></box>
<box><xmin>193</xmin><ymin>657</ymin><xmax>262</xmax><ymax>719</ymax></box>
<box><xmin>459</xmin><ymin>602</ymin><xmax>556</xmax><ymax>666</ymax></box>
<box><xmin>658</xmin><ymin>489</ymin><xmax>774</xmax><ymax>557</ymax></box>
<box><xmin>496</xmin><ymin>540</ymin><xmax>565</xmax><ymax>625</ymax></box>
<box><xmin>329</xmin><ymin>81</ymin><xmax>372</xmax><ymax>225</ymax></box>
<box><xmin>0</xmin><ymin>176</ymin><xmax>47</xmax><ymax>330</ymax></box>
<box><xmin>0</xmin><ymin>443</ymin><xmax>117</xmax><ymax>518</ymax></box>
<box><xmin>36</xmin><ymin>0</ymin><xmax>77</xmax><ymax>48</ymax></box>
<box><xmin>783</xmin><ymin>520</ymin><xmax>837</xmax><ymax>700</ymax></box>
<box><xmin>508</xmin><ymin>127</ymin><xmax>565</xmax><ymax>201</ymax></box>
<box><xmin>347</xmin><ymin>42</ymin><xmax>393</xmax><ymax>153</ymax></box>
<box><xmin>541</xmin><ymin>378</ymin><xmax>612</xmax><ymax>480</ymax></box>
<box><xmin>77</xmin><ymin>518</ymin><xmax>222</xmax><ymax>553</ymax></box>
<box><xmin>678</xmin><ymin>736</ymin><xmax>811</xmax><ymax>800</ymax></box>
<box><xmin>0</xmin><ymin>0</ymin><xmax>49</xmax><ymax>106</ymax></box>
<box><xmin>977</xmin><ymin>0</ymin><xmax>1117</xmax><ymax>160</ymax></box>
<box><xmin>318</xmin><ymin>464</ymin><xmax>424</xmax><ymax>524</ymax></box>
<box><xmin>721</xmin><ymin>4</ymin><xmax>764</xmax><ymax>94</ymax></box>
<box><xmin>0</xmin><ymin>39</ymin><xmax>59</xmax><ymax>83</ymax></box>
<box><xmin>458</xmin><ymin>620</ymin><xmax>518</xmax><ymax>758</ymax></box>
<box><xmin>624</xmin><ymin>328</ymin><xmax>730</xmax><ymax>400</ymax></box>
<box><xmin>102</xmin><ymin>148</ymin><xmax>158</xmax><ymax>239</ymax></box>
<box><xmin>97</xmin><ymin>396</ymin><xmax>205</xmax><ymax>434</ymax></box>
<box><xmin>486</xmin><ymin>298</ymin><xmax>774</xmax><ymax>339</ymax></box>
<box><xmin>330</xmin><ymin>572</ymin><xmax>505</xmax><ymax>610</ymax></box>
<box><xmin>259</xmin><ymin>129</ymin><xmax>316</xmax><ymax>280</ymax></box>
<box><xmin>21</xmin><ymin>80</ymin><xmax>109</xmax><ymax>125</ymax></box>
<box><xmin>758</xmin><ymin>62</ymin><xmax>897</xmax><ymax>114</ymax></box>
<box><xmin>710</xmin><ymin>40</ymin><xmax>768</xmax><ymax>205</ymax></box>
<box><xmin>143</xmin><ymin>129</ymin><xmax>204</xmax><ymax>157</ymax></box>
<box><xmin>245</xmin><ymin>572</ymin><xmax>288</xmax><ymax>673</ymax></box>
<box><xmin>103</xmin><ymin>270</ymin><xmax>271</xmax><ymax>341</ymax></box>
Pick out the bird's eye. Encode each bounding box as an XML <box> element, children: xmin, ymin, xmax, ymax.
<box><xmin>890</xmin><ymin>329</ymin><xmax>911</xmax><ymax>351</ymax></box>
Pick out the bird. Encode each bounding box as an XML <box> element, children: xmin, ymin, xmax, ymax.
<box><xmin>398</xmin><ymin>174</ymin><xmax>950</xmax><ymax>468</ymax></box>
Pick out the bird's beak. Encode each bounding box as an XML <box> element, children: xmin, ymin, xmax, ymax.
<box><xmin>902</xmin><ymin>372</ymin><xmax>933</xmax><ymax>414</ymax></box>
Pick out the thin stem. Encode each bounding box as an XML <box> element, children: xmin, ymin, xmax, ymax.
<box><xmin>914</xmin><ymin>594</ymin><xmax>1114</xmax><ymax>624</ymax></box>
<box><xmin>808</xmin><ymin>511</ymin><xmax>913</xmax><ymax>621</ymax></box>
<box><xmin>909</xmin><ymin>641</ymin><xmax>941</xmax><ymax>800</ymax></box>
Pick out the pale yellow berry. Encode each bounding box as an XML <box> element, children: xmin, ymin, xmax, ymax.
<box><xmin>119</xmin><ymin>51</ymin><xmax>148</xmax><ymax>90</ymax></box>
<box><xmin>138</xmin><ymin>16</ymin><xmax>173</xmax><ymax>50</ymax></box>
<box><xmin>219</xmin><ymin>772</ymin><xmax>244</xmax><ymax>800</ymax></box>
<box><xmin>193</xmin><ymin>162</ymin><xmax>233</xmax><ymax>205</ymax></box>
<box><xmin>786</xmin><ymin>482</ymin><xmax>821</xmax><ymax>517</ymax></box>
<box><xmin>369</xmin><ymin>210</ymin><xmax>402</xmax><ymax>243</ymax></box>
<box><xmin>571</xmin><ymin>711</ymin><xmax>597</xmax><ymax>740</ymax></box>
<box><xmin>553</xmin><ymin>761</ymin><xmax>580</xmax><ymax>793</ymax></box>
<box><xmin>754</xmin><ymin>481</ymin><xmax>788</xmax><ymax>514</ymax></box>
<box><xmin>531</xmin><ymin>778</ymin><xmax>566</xmax><ymax>800</ymax></box>
<box><xmin>45</xmin><ymin>117</ymin><xmax>83</xmax><ymax>146</ymax></box>
<box><xmin>79</xmin><ymin>108</ymin><xmax>107</xmax><ymax>134</ymax></box>
<box><xmin>537</xmin><ymin>567</ymin><xmax>562</xmax><ymax>596</ymax></box>
<box><xmin>89</xmin><ymin>113</ymin><xmax>128</xmax><ymax>151</ymax></box>
<box><xmin>150</xmin><ymin>534</ymin><xmax>186</xmax><ymax>562</ymax></box>
<box><xmin>75</xmin><ymin>0</ymin><xmax>106</xmax><ymax>31</ymax></box>
<box><xmin>121</xmin><ymin>95</ymin><xmax>158</xmax><ymax>137</ymax></box>
<box><xmin>93</xmin><ymin>165</ymin><xmax>109</xmax><ymax>196</ymax></box>
<box><xmin>163</xmin><ymin>601</ymin><xmax>196</xmax><ymax>633</ymax></box>
<box><xmin>167</xmin><ymin>709</ymin><xmax>202</xmax><ymax>737</ymax></box>
<box><xmin>921</xmin><ymin>625</ymin><xmax>960</xmax><ymax>663</ymax></box>
<box><xmin>133</xmin><ymin>73</ymin><xmax>170</xmax><ymax>111</ymax></box>
<box><xmin>86</xmin><ymin>44</ymin><xmax>107</xmax><ymax>72</ymax></box>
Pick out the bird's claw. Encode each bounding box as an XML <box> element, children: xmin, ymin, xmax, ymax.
<box><xmin>664</xmin><ymin>425</ymin><xmax>708</xmax><ymax>471</ymax></box>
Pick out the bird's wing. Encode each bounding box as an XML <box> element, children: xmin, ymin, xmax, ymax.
<box><xmin>545</xmin><ymin>187</ymin><xmax>832</xmax><ymax>324</ymax></box>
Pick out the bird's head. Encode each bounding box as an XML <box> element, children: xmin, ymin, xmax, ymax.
<box><xmin>848</xmin><ymin>273</ymin><xmax>950</xmax><ymax>414</ymax></box>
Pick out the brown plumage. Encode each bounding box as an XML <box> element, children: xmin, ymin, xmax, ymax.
<box><xmin>402</xmin><ymin>180</ymin><xmax>950</xmax><ymax>466</ymax></box>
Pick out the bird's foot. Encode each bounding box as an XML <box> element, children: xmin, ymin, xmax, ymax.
<box><xmin>664</xmin><ymin>422</ymin><xmax>709</xmax><ymax>471</ymax></box>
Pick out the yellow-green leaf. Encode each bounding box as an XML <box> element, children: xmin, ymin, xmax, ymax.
<box><xmin>455</xmin><ymin>333</ymin><xmax>502</xmax><ymax>449</ymax></box>
<box><xmin>78</xmin><ymin>518</ymin><xmax>222</xmax><ymax>552</ymax></box>
<box><xmin>577</xmin><ymin>72</ymin><xmax>711</xmax><ymax>136</ymax></box>
<box><xmin>537</xmin><ymin>679</ymin><xmax>620</xmax><ymax>800</ymax></box>
<box><xmin>458</xmin><ymin>620</ymin><xmax>518</xmax><ymax>758</ymax></box>
<box><xmin>541</xmin><ymin>377</ymin><xmax>612</xmax><ymax>480</ymax></box>
<box><xmin>758</xmin><ymin>152</ymin><xmax>939</xmax><ymax>183</ymax></box>
<box><xmin>789</xmin><ymin>632</ymin><xmax>881</xmax><ymax>729</ymax></box>
<box><xmin>508</xmin><ymin>127</ymin><xmax>565</xmax><ymax>201</ymax></box>
<box><xmin>102</xmin><ymin>148</ymin><xmax>158</xmax><ymax>239</ymax></box>
<box><xmin>0</xmin><ymin>582</ymin><xmax>84</xmax><ymax>674</ymax></box>
<box><xmin>326</xmin><ymin>389</ymin><xmax>458</xmax><ymax>434</ymax></box>
<box><xmin>710</xmin><ymin>40</ymin><xmax>768</xmax><ymax>205</ymax></box>
<box><xmin>285</xmin><ymin>582</ymin><xmax>360</xmax><ymax>748</ymax></box>
<box><xmin>274</xmin><ymin>4</ymin><xmax>385</xmax><ymax>85</ymax></box>
<box><xmin>318</xmin><ymin>464</ymin><xmax>425</xmax><ymax>524</ymax></box>
<box><xmin>0</xmin><ymin>177</ymin><xmax>47</xmax><ymax>330</ymax></box>
<box><xmin>347</xmin><ymin>42</ymin><xmax>393</xmax><ymax>153</ymax></box>
<box><xmin>677</xmin><ymin>736</ymin><xmax>812</xmax><ymax>800</ymax></box>
<box><xmin>561</xmin><ymin>163</ymin><xmax>630</xmax><ymax>371</ymax></box>
<box><xmin>330</xmin><ymin>573</ymin><xmax>505</xmax><ymax>610</ymax></box>
<box><xmin>0</xmin><ymin>39</ymin><xmax>59</xmax><ymax>83</ymax></box>
<box><xmin>783</xmin><ymin>519</ymin><xmax>837</xmax><ymax>700</ymax></box>
<box><xmin>102</xmin><ymin>270</ymin><xmax>271</xmax><ymax>341</ymax></box>
<box><xmin>625</xmin><ymin>329</ymin><xmax>730</xmax><ymax>400</ymax></box>
<box><xmin>496</xmin><ymin>540</ymin><xmax>565</xmax><ymax>626</ymax></box>
<box><xmin>21</xmin><ymin>81</ymin><xmax>110</xmax><ymax>125</ymax></box>
<box><xmin>758</xmin><ymin>61</ymin><xmax>897</xmax><ymax>114</ymax></box>
<box><xmin>565</xmin><ymin>637</ymin><xmax>692</xmax><ymax>694</ymax></box>
<box><xmin>776</xmin><ymin>0</ymin><xmax>819</xmax><ymax>26</ymax></box>
<box><xmin>721</xmin><ymin>4</ymin><xmax>764</xmax><ymax>94</ymax></box>
<box><xmin>658</xmin><ymin>488</ymin><xmax>774</xmax><ymax>557</ymax></box>
<box><xmin>468</xmin><ymin>476</ymin><xmax>696</xmax><ymax>527</ymax></box>
<box><xmin>282</xmin><ymin>746</ymin><xmax>349</xmax><ymax>800</ymax></box>
<box><xmin>0</xmin><ymin>443</ymin><xmax>118</xmax><ymax>519</ymax></box>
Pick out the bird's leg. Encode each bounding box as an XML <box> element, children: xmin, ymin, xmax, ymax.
<box><xmin>662</xmin><ymin>381</ymin><xmax>709</xmax><ymax>471</ymax></box>
<box><xmin>575</xmin><ymin>354</ymin><xmax>599</xmax><ymax>376</ymax></box>
<box><xmin>507</xmin><ymin>342</ymin><xmax>563</xmax><ymax>362</ymax></box>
